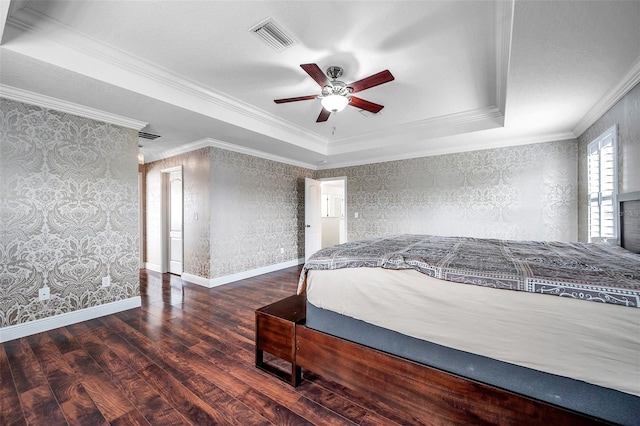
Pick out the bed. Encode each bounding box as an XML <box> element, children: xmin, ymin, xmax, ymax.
<box><xmin>294</xmin><ymin>192</ymin><xmax>640</xmax><ymax>425</ymax></box>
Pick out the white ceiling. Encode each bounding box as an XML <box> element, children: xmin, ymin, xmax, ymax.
<box><xmin>1</xmin><ymin>0</ymin><xmax>639</xmax><ymax>169</ymax></box>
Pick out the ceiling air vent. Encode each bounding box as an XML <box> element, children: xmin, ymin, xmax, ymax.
<box><xmin>138</xmin><ymin>131</ymin><xmax>161</xmax><ymax>140</ymax></box>
<box><xmin>249</xmin><ymin>18</ymin><xmax>296</xmax><ymax>52</ymax></box>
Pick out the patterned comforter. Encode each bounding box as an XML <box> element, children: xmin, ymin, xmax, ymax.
<box><xmin>298</xmin><ymin>234</ymin><xmax>640</xmax><ymax>308</ymax></box>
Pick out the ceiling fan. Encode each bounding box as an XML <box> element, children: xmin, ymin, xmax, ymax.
<box><xmin>274</xmin><ymin>63</ymin><xmax>394</xmax><ymax>122</ymax></box>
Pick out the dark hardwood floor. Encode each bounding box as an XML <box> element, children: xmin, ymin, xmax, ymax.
<box><xmin>1</xmin><ymin>266</ymin><xmax>424</xmax><ymax>425</ymax></box>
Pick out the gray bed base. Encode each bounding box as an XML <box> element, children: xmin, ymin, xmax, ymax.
<box><xmin>306</xmin><ymin>301</ymin><xmax>640</xmax><ymax>425</ymax></box>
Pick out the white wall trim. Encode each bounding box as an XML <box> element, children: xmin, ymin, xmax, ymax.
<box><xmin>183</xmin><ymin>258</ymin><xmax>304</xmax><ymax>289</ymax></box>
<box><xmin>180</xmin><ymin>273</ymin><xmax>211</xmax><ymax>287</ymax></box>
<box><xmin>145</xmin><ymin>137</ymin><xmax>318</xmax><ymax>170</ymax></box>
<box><xmin>145</xmin><ymin>262</ymin><xmax>162</xmax><ymax>273</ymax></box>
<box><xmin>0</xmin><ymin>84</ymin><xmax>148</xmax><ymax>130</ymax></box>
<box><xmin>328</xmin><ymin>106</ymin><xmax>504</xmax><ymax>152</ymax></box>
<box><xmin>160</xmin><ymin>165</ymin><xmax>183</xmax><ymax>173</ymax></box>
<box><xmin>318</xmin><ymin>131</ymin><xmax>577</xmax><ymax>170</ymax></box>
<box><xmin>495</xmin><ymin>0</ymin><xmax>515</xmax><ymax>120</ymax></box>
<box><xmin>573</xmin><ymin>56</ymin><xmax>640</xmax><ymax>137</ymax></box>
<box><xmin>0</xmin><ymin>1</ymin><xmax>10</xmax><ymax>42</ymax></box>
<box><xmin>146</xmin><ymin>127</ymin><xmax>577</xmax><ymax>174</ymax></box>
<box><xmin>0</xmin><ymin>297</ymin><xmax>141</xmax><ymax>343</ymax></box>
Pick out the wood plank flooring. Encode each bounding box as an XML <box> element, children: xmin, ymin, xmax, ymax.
<box><xmin>1</xmin><ymin>267</ymin><xmax>425</xmax><ymax>425</ymax></box>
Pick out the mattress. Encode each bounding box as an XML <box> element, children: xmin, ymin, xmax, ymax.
<box><xmin>299</xmin><ymin>234</ymin><xmax>640</xmax><ymax>308</ymax></box>
<box><xmin>305</xmin><ymin>267</ymin><xmax>640</xmax><ymax>398</ymax></box>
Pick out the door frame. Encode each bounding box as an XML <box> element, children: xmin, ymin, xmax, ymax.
<box><xmin>160</xmin><ymin>165</ymin><xmax>183</xmax><ymax>274</ymax></box>
<box><xmin>318</xmin><ymin>176</ymin><xmax>348</xmax><ymax>245</ymax></box>
<box><xmin>138</xmin><ymin>171</ymin><xmax>144</xmax><ymax>268</ymax></box>
<box><xmin>305</xmin><ymin>177</ymin><xmax>322</xmax><ymax>261</ymax></box>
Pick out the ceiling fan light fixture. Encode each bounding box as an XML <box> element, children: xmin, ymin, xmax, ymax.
<box><xmin>274</xmin><ymin>63</ymin><xmax>394</xmax><ymax>122</ymax></box>
<box><xmin>321</xmin><ymin>94</ymin><xmax>349</xmax><ymax>113</ymax></box>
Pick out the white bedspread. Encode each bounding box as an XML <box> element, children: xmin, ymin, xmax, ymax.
<box><xmin>306</xmin><ymin>268</ymin><xmax>640</xmax><ymax>397</ymax></box>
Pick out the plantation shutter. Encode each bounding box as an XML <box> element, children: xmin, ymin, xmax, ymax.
<box><xmin>587</xmin><ymin>126</ymin><xmax>617</xmax><ymax>241</ymax></box>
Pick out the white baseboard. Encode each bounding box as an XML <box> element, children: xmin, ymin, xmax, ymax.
<box><xmin>182</xmin><ymin>258</ymin><xmax>305</xmax><ymax>288</ymax></box>
<box><xmin>0</xmin><ymin>297</ymin><xmax>141</xmax><ymax>343</ymax></box>
<box><xmin>145</xmin><ymin>262</ymin><xmax>162</xmax><ymax>273</ymax></box>
<box><xmin>181</xmin><ymin>272</ymin><xmax>210</xmax><ymax>287</ymax></box>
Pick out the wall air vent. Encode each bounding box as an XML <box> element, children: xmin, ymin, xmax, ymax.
<box><xmin>249</xmin><ymin>18</ymin><xmax>296</xmax><ymax>52</ymax></box>
<box><xmin>138</xmin><ymin>131</ymin><xmax>161</xmax><ymax>140</ymax></box>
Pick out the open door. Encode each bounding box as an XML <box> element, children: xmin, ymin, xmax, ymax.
<box><xmin>305</xmin><ymin>177</ymin><xmax>322</xmax><ymax>261</ymax></box>
<box><xmin>167</xmin><ymin>168</ymin><xmax>183</xmax><ymax>275</ymax></box>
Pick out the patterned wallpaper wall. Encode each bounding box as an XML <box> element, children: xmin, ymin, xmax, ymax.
<box><xmin>0</xmin><ymin>98</ymin><xmax>139</xmax><ymax>328</ymax></box>
<box><xmin>577</xmin><ymin>83</ymin><xmax>640</xmax><ymax>242</ymax></box>
<box><xmin>317</xmin><ymin>140</ymin><xmax>578</xmax><ymax>242</ymax></box>
<box><xmin>145</xmin><ymin>148</ymin><xmax>210</xmax><ymax>278</ymax></box>
<box><xmin>210</xmin><ymin>147</ymin><xmax>313</xmax><ymax>277</ymax></box>
<box><xmin>144</xmin><ymin>147</ymin><xmax>312</xmax><ymax>280</ymax></box>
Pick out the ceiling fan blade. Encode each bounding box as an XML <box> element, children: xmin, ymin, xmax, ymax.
<box><xmin>348</xmin><ymin>70</ymin><xmax>394</xmax><ymax>93</ymax></box>
<box><xmin>316</xmin><ymin>108</ymin><xmax>331</xmax><ymax>122</ymax></box>
<box><xmin>349</xmin><ymin>97</ymin><xmax>384</xmax><ymax>113</ymax></box>
<box><xmin>301</xmin><ymin>63</ymin><xmax>330</xmax><ymax>87</ymax></box>
<box><xmin>274</xmin><ymin>95</ymin><xmax>317</xmax><ymax>104</ymax></box>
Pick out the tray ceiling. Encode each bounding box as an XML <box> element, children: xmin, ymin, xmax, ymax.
<box><xmin>1</xmin><ymin>1</ymin><xmax>639</xmax><ymax>168</ymax></box>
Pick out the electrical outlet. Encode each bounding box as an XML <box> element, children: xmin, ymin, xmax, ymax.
<box><xmin>280</xmin><ymin>247</ymin><xmax>284</xmax><ymax>254</ymax></box>
<box><xmin>101</xmin><ymin>276</ymin><xmax>111</xmax><ymax>288</ymax></box>
<box><xmin>39</xmin><ymin>287</ymin><xmax>50</xmax><ymax>301</ymax></box>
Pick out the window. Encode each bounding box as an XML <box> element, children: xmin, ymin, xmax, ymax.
<box><xmin>587</xmin><ymin>125</ymin><xmax>618</xmax><ymax>241</ymax></box>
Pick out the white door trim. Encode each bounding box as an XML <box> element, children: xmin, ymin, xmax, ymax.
<box><xmin>305</xmin><ymin>177</ymin><xmax>322</xmax><ymax>261</ymax></box>
<box><xmin>318</xmin><ymin>176</ymin><xmax>348</xmax><ymax>245</ymax></box>
<box><xmin>160</xmin><ymin>165</ymin><xmax>182</xmax><ymax>274</ymax></box>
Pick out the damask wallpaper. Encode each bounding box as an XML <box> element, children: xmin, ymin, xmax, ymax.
<box><xmin>317</xmin><ymin>140</ymin><xmax>578</xmax><ymax>242</ymax></box>
<box><xmin>144</xmin><ymin>147</ymin><xmax>312</xmax><ymax>280</ymax></box>
<box><xmin>0</xmin><ymin>98</ymin><xmax>140</xmax><ymax>328</ymax></box>
<box><xmin>209</xmin><ymin>147</ymin><xmax>312</xmax><ymax>277</ymax></box>
<box><xmin>577</xmin><ymin>82</ymin><xmax>640</xmax><ymax>242</ymax></box>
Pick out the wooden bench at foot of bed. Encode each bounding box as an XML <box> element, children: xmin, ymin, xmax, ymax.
<box><xmin>295</xmin><ymin>325</ymin><xmax>609</xmax><ymax>426</ymax></box>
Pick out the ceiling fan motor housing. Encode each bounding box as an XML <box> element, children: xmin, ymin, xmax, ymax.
<box><xmin>321</xmin><ymin>81</ymin><xmax>352</xmax><ymax>97</ymax></box>
<box><xmin>326</xmin><ymin>66</ymin><xmax>343</xmax><ymax>79</ymax></box>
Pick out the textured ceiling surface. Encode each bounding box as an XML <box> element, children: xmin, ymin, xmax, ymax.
<box><xmin>1</xmin><ymin>0</ymin><xmax>639</xmax><ymax>168</ymax></box>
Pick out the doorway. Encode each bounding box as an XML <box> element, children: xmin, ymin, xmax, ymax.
<box><xmin>161</xmin><ymin>166</ymin><xmax>183</xmax><ymax>275</ymax></box>
<box><xmin>320</xmin><ymin>178</ymin><xmax>347</xmax><ymax>249</ymax></box>
<box><xmin>305</xmin><ymin>176</ymin><xmax>348</xmax><ymax>260</ymax></box>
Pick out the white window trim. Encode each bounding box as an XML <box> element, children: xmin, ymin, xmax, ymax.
<box><xmin>587</xmin><ymin>124</ymin><xmax>618</xmax><ymax>243</ymax></box>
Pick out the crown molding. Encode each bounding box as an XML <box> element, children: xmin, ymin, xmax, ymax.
<box><xmin>144</xmin><ymin>106</ymin><xmax>508</xmax><ymax>169</ymax></box>
<box><xmin>573</xmin><ymin>56</ymin><xmax>640</xmax><ymax>138</ymax></box>
<box><xmin>0</xmin><ymin>1</ymin><xmax>10</xmax><ymax>42</ymax></box>
<box><xmin>495</xmin><ymin>0</ymin><xmax>515</xmax><ymax>119</ymax></box>
<box><xmin>144</xmin><ymin>139</ymin><xmax>213</xmax><ymax>164</ymax></box>
<box><xmin>318</xmin><ymin>130</ymin><xmax>576</xmax><ymax>170</ymax></box>
<box><xmin>0</xmin><ymin>84</ymin><xmax>148</xmax><ymax>130</ymax></box>
<box><xmin>145</xmin><ymin>126</ymin><xmax>576</xmax><ymax>173</ymax></box>
<box><xmin>145</xmin><ymin>137</ymin><xmax>318</xmax><ymax>170</ymax></box>
<box><xmin>328</xmin><ymin>106</ymin><xmax>504</xmax><ymax>155</ymax></box>
<box><xmin>5</xmin><ymin>7</ymin><xmax>327</xmax><ymax>152</ymax></box>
